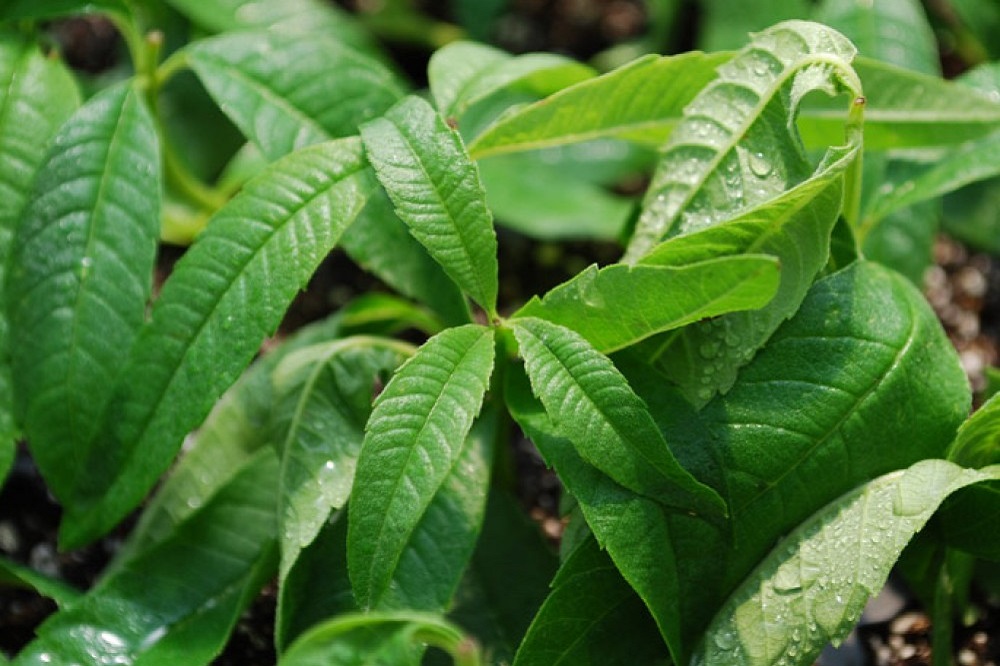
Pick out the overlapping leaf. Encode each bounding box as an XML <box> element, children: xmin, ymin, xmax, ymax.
<box><xmin>61</xmin><ymin>138</ymin><xmax>378</xmax><ymax>548</ymax></box>
<box><xmin>361</xmin><ymin>96</ymin><xmax>499</xmax><ymax>317</ymax></box>
<box><xmin>189</xmin><ymin>30</ymin><xmax>405</xmax><ymax>161</ymax></box>
<box><xmin>693</xmin><ymin>461</ymin><xmax>1000</xmax><ymax>666</ymax></box>
<box><xmin>815</xmin><ymin>0</ymin><xmax>939</xmax><ymax>74</ymax></box>
<box><xmin>468</xmin><ymin>51</ymin><xmax>729</xmax><ymax>159</ymax></box>
<box><xmin>0</xmin><ymin>32</ymin><xmax>79</xmax><ymax>456</ymax></box>
<box><xmin>347</xmin><ymin>325</ymin><xmax>495</xmax><ymax>610</ymax></box>
<box><xmin>7</xmin><ymin>83</ymin><xmax>160</xmax><ymax>505</ymax></box>
<box><xmin>700</xmin><ymin>0</ymin><xmax>811</xmax><ymax>51</ymax></box>
<box><xmin>624</xmin><ymin>20</ymin><xmax>861</xmax><ymax>261</ymax></box>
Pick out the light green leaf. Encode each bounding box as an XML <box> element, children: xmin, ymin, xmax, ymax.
<box><xmin>0</xmin><ymin>556</ymin><xmax>81</xmax><ymax>609</ymax></box>
<box><xmin>428</xmin><ymin>40</ymin><xmax>593</xmax><ymax>122</ymax></box>
<box><xmin>515</xmin><ymin>255</ymin><xmax>780</xmax><ymax>354</ymax></box>
<box><xmin>467</xmin><ymin>51</ymin><xmax>729</xmax><ymax>159</ymax></box>
<box><xmin>17</xmin><ymin>449</ymin><xmax>279</xmax><ymax>666</ymax></box>
<box><xmin>949</xmin><ymin>392</ymin><xmax>1000</xmax><ymax>469</ymax></box>
<box><xmin>693</xmin><ymin>461</ymin><xmax>1000</xmax><ymax>666</ymax></box>
<box><xmin>0</xmin><ymin>32</ymin><xmax>79</xmax><ymax>456</ymax></box>
<box><xmin>700</xmin><ymin>0</ymin><xmax>810</xmax><ymax>51</ymax></box>
<box><xmin>336</xmin><ymin>293</ymin><xmax>444</xmax><ymax>337</ymax></box>
<box><xmin>799</xmin><ymin>57</ymin><xmax>1000</xmax><ymax>150</ymax></box>
<box><xmin>361</xmin><ymin>96</ymin><xmax>499</xmax><ymax>317</ymax></box>
<box><xmin>189</xmin><ymin>30</ymin><xmax>405</xmax><ymax>162</ymax></box>
<box><xmin>624</xmin><ymin>20</ymin><xmax>861</xmax><ymax>261</ymax></box>
<box><xmin>510</xmin><ymin>317</ymin><xmax>724</xmax><ymax>519</ymax></box>
<box><xmin>512</xmin><ymin>536</ymin><xmax>669</xmax><ymax>666</ymax></box>
<box><xmin>61</xmin><ymin>138</ymin><xmax>377</xmax><ymax>548</ymax></box>
<box><xmin>8</xmin><ymin>83</ymin><xmax>160</xmax><ymax>506</ymax></box>
<box><xmin>348</xmin><ymin>325</ymin><xmax>495</xmax><ymax>610</ymax></box>
<box><xmin>633</xmin><ymin>145</ymin><xmax>854</xmax><ymax>405</ymax></box>
<box><xmin>273</xmin><ymin>338</ymin><xmax>411</xmax><ymax>579</ymax></box>
<box><xmin>0</xmin><ymin>0</ymin><xmax>127</xmax><ymax>20</ymax></box>
<box><xmin>341</xmin><ymin>187</ymin><xmax>472</xmax><ymax>327</ymax></box>
<box><xmin>814</xmin><ymin>0</ymin><xmax>939</xmax><ymax>74</ymax></box>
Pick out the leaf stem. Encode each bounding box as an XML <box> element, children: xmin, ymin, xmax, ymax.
<box><xmin>842</xmin><ymin>94</ymin><xmax>865</xmax><ymax>238</ymax></box>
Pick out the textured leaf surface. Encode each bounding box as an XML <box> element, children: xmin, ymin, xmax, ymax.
<box><xmin>468</xmin><ymin>51</ymin><xmax>728</xmax><ymax>159</ymax></box>
<box><xmin>189</xmin><ymin>30</ymin><xmax>404</xmax><ymax>161</ymax></box>
<box><xmin>348</xmin><ymin>325</ymin><xmax>494</xmax><ymax>610</ymax></box>
<box><xmin>361</xmin><ymin>96</ymin><xmax>499</xmax><ymax>316</ymax></box>
<box><xmin>625</xmin><ymin>20</ymin><xmax>860</xmax><ymax>261</ymax></box>
<box><xmin>513</xmin><ymin>536</ymin><xmax>668</xmax><ymax>666</ymax></box>
<box><xmin>273</xmin><ymin>339</ymin><xmax>410</xmax><ymax>579</ymax></box>
<box><xmin>693</xmin><ymin>461</ymin><xmax>1000</xmax><ymax>666</ymax></box>
<box><xmin>17</xmin><ymin>450</ymin><xmax>279</xmax><ymax>666</ymax></box>
<box><xmin>8</xmin><ymin>83</ymin><xmax>160</xmax><ymax>504</ymax></box>
<box><xmin>62</xmin><ymin>138</ymin><xmax>377</xmax><ymax>548</ymax></box>
<box><xmin>0</xmin><ymin>32</ymin><xmax>78</xmax><ymax>453</ymax></box>
<box><xmin>511</xmin><ymin>317</ymin><xmax>724</xmax><ymax>518</ymax></box>
<box><xmin>516</xmin><ymin>255</ymin><xmax>780</xmax><ymax>353</ymax></box>
<box><xmin>428</xmin><ymin>40</ymin><xmax>592</xmax><ymax>121</ymax></box>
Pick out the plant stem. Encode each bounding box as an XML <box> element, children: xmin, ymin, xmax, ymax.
<box><xmin>842</xmin><ymin>94</ymin><xmax>865</xmax><ymax>240</ymax></box>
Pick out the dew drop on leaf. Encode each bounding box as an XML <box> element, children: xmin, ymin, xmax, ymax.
<box><xmin>748</xmin><ymin>151</ymin><xmax>773</xmax><ymax>178</ymax></box>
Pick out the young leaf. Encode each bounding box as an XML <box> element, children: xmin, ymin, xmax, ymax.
<box><xmin>189</xmin><ymin>30</ymin><xmax>405</xmax><ymax>161</ymax></box>
<box><xmin>428</xmin><ymin>40</ymin><xmax>592</xmax><ymax>122</ymax></box>
<box><xmin>624</xmin><ymin>20</ymin><xmax>861</xmax><ymax>261</ymax></box>
<box><xmin>515</xmin><ymin>255</ymin><xmax>781</xmax><ymax>353</ymax></box>
<box><xmin>348</xmin><ymin>325</ymin><xmax>495</xmax><ymax>610</ymax></box>
<box><xmin>467</xmin><ymin>51</ymin><xmax>729</xmax><ymax>159</ymax></box>
<box><xmin>513</xmin><ymin>536</ymin><xmax>669</xmax><ymax>666</ymax></box>
<box><xmin>61</xmin><ymin>138</ymin><xmax>377</xmax><ymax>548</ymax></box>
<box><xmin>8</xmin><ymin>83</ymin><xmax>160</xmax><ymax>506</ymax></box>
<box><xmin>0</xmin><ymin>32</ymin><xmax>79</xmax><ymax>454</ymax></box>
<box><xmin>273</xmin><ymin>338</ymin><xmax>411</xmax><ymax>579</ymax></box>
<box><xmin>17</xmin><ymin>449</ymin><xmax>280</xmax><ymax>666</ymax></box>
<box><xmin>360</xmin><ymin>96</ymin><xmax>499</xmax><ymax>317</ymax></box>
<box><xmin>510</xmin><ymin>317</ymin><xmax>724</xmax><ymax>519</ymax></box>
<box><xmin>692</xmin><ymin>461</ymin><xmax>1000</xmax><ymax>666</ymax></box>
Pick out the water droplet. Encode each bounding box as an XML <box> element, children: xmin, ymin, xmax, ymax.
<box><xmin>748</xmin><ymin>152</ymin><xmax>773</xmax><ymax>178</ymax></box>
<box><xmin>139</xmin><ymin>626</ymin><xmax>168</xmax><ymax>651</ymax></box>
<box><xmin>699</xmin><ymin>341</ymin><xmax>720</xmax><ymax>359</ymax></box>
<box><xmin>714</xmin><ymin>627</ymin><xmax>737</xmax><ymax>650</ymax></box>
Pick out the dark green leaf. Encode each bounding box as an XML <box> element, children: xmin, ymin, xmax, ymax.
<box><xmin>61</xmin><ymin>137</ymin><xmax>377</xmax><ymax>548</ymax></box>
<box><xmin>189</xmin><ymin>30</ymin><xmax>405</xmax><ymax>161</ymax></box>
<box><xmin>8</xmin><ymin>83</ymin><xmax>160</xmax><ymax>506</ymax></box>
<box><xmin>510</xmin><ymin>317</ymin><xmax>724</xmax><ymax>518</ymax></box>
<box><xmin>361</xmin><ymin>96</ymin><xmax>499</xmax><ymax>316</ymax></box>
<box><xmin>348</xmin><ymin>325</ymin><xmax>495</xmax><ymax>610</ymax></box>
<box><xmin>0</xmin><ymin>0</ymin><xmax>127</xmax><ymax>20</ymax></box>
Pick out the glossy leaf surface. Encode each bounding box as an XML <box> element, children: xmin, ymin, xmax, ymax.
<box><xmin>625</xmin><ymin>20</ymin><xmax>860</xmax><ymax>260</ymax></box>
<box><xmin>694</xmin><ymin>461</ymin><xmax>1000</xmax><ymax>665</ymax></box>
<box><xmin>361</xmin><ymin>96</ymin><xmax>499</xmax><ymax>316</ymax></box>
<box><xmin>62</xmin><ymin>138</ymin><xmax>377</xmax><ymax>548</ymax></box>
<box><xmin>189</xmin><ymin>30</ymin><xmax>405</xmax><ymax>161</ymax></box>
<box><xmin>8</xmin><ymin>83</ymin><xmax>160</xmax><ymax>505</ymax></box>
<box><xmin>348</xmin><ymin>325</ymin><xmax>495</xmax><ymax>610</ymax></box>
<box><xmin>511</xmin><ymin>317</ymin><xmax>724</xmax><ymax>518</ymax></box>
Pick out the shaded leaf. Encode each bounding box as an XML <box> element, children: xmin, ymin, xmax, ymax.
<box><xmin>361</xmin><ymin>96</ymin><xmax>499</xmax><ymax>316</ymax></box>
<box><xmin>8</xmin><ymin>83</ymin><xmax>160</xmax><ymax>505</ymax></box>
<box><xmin>62</xmin><ymin>138</ymin><xmax>377</xmax><ymax>548</ymax></box>
<box><xmin>625</xmin><ymin>20</ymin><xmax>861</xmax><ymax>261</ymax></box>
<box><xmin>815</xmin><ymin>0</ymin><xmax>939</xmax><ymax>74</ymax></box>
<box><xmin>348</xmin><ymin>325</ymin><xmax>495</xmax><ymax>610</ymax></box>
<box><xmin>0</xmin><ymin>556</ymin><xmax>81</xmax><ymax>609</ymax></box>
<box><xmin>693</xmin><ymin>461</ymin><xmax>1000</xmax><ymax>666</ymax></box>
<box><xmin>189</xmin><ymin>30</ymin><xmax>405</xmax><ymax>161</ymax></box>
<box><xmin>510</xmin><ymin>317</ymin><xmax>724</xmax><ymax>518</ymax></box>
<box><xmin>0</xmin><ymin>0</ymin><xmax>128</xmax><ymax>20</ymax></box>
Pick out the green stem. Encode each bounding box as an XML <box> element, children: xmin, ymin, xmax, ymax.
<box><xmin>842</xmin><ymin>94</ymin><xmax>866</xmax><ymax>239</ymax></box>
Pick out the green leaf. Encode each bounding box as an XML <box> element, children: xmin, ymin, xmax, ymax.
<box><xmin>361</xmin><ymin>96</ymin><xmax>499</xmax><ymax>317</ymax></box>
<box><xmin>699</xmin><ymin>0</ymin><xmax>811</xmax><ymax>51</ymax></box>
<box><xmin>348</xmin><ymin>325</ymin><xmax>495</xmax><ymax>610</ymax></box>
<box><xmin>814</xmin><ymin>0</ymin><xmax>939</xmax><ymax>74</ymax></box>
<box><xmin>510</xmin><ymin>317</ymin><xmax>724</xmax><ymax>518</ymax></box>
<box><xmin>0</xmin><ymin>0</ymin><xmax>127</xmax><ymax>20</ymax></box>
<box><xmin>0</xmin><ymin>32</ymin><xmax>79</xmax><ymax>456</ymax></box>
<box><xmin>515</xmin><ymin>255</ymin><xmax>780</xmax><ymax>354</ymax></box>
<box><xmin>280</xmin><ymin>611</ymin><xmax>478</xmax><ymax>666</ymax></box>
<box><xmin>949</xmin><ymin>392</ymin><xmax>1000</xmax><ymax>469</ymax></box>
<box><xmin>61</xmin><ymin>137</ymin><xmax>377</xmax><ymax>548</ymax></box>
<box><xmin>0</xmin><ymin>556</ymin><xmax>81</xmax><ymax>609</ymax></box>
<box><xmin>513</xmin><ymin>536</ymin><xmax>669</xmax><ymax>666</ymax></box>
<box><xmin>8</xmin><ymin>83</ymin><xmax>160</xmax><ymax>506</ymax></box>
<box><xmin>341</xmin><ymin>187</ymin><xmax>472</xmax><ymax>327</ymax></box>
<box><xmin>189</xmin><ymin>30</ymin><xmax>405</xmax><ymax>162</ymax></box>
<box><xmin>468</xmin><ymin>51</ymin><xmax>729</xmax><ymax>159</ymax></box>
<box><xmin>693</xmin><ymin>461</ymin><xmax>1000</xmax><ymax>666</ymax></box>
<box><xmin>17</xmin><ymin>449</ymin><xmax>279</xmax><ymax>666</ymax></box>
<box><xmin>337</xmin><ymin>293</ymin><xmax>444</xmax><ymax>337</ymax></box>
<box><xmin>633</xmin><ymin>145</ymin><xmax>854</xmax><ymax>405</ymax></box>
<box><xmin>799</xmin><ymin>57</ymin><xmax>1000</xmax><ymax>150</ymax></box>
<box><xmin>428</xmin><ymin>41</ymin><xmax>593</xmax><ymax>122</ymax></box>
<box><xmin>624</xmin><ymin>20</ymin><xmax>861</xmax><ymax>261</ymax></box>
<box><xmin>273</xmin><ymin>338</ymin><xmax>411</xmax><ymax>579</ymax></box>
